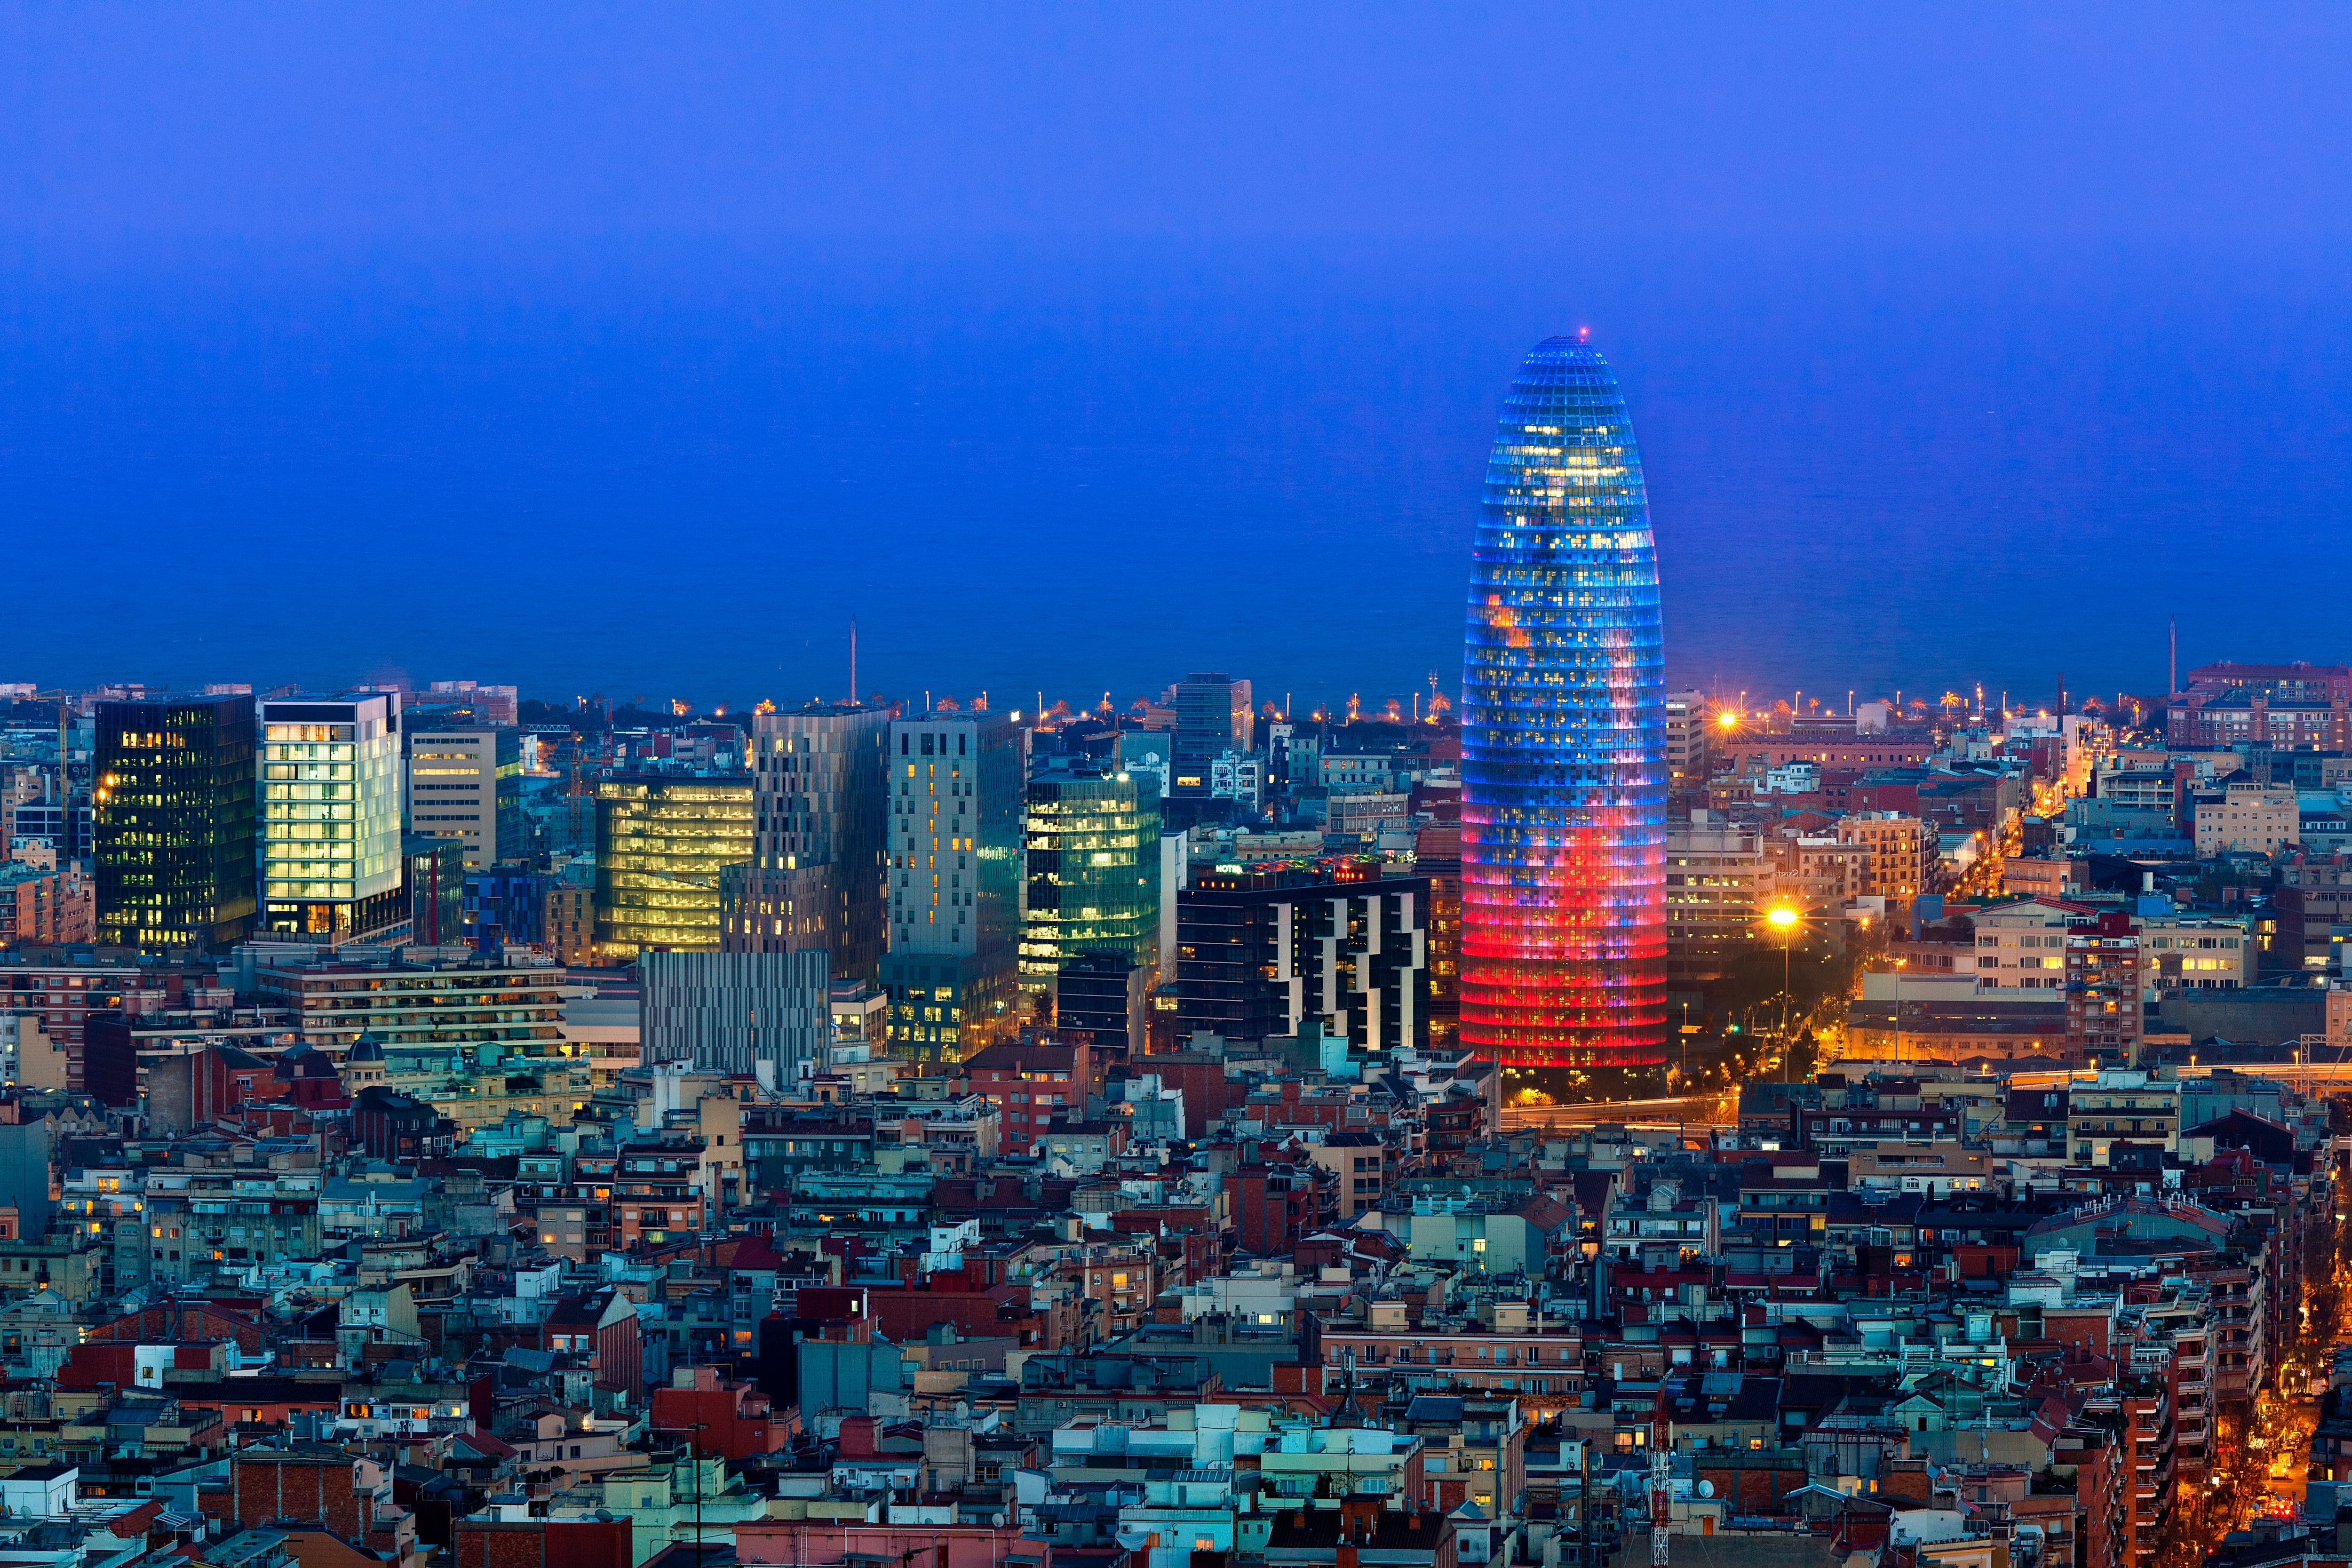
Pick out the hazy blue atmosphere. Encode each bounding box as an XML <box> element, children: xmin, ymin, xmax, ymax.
<box><xmin>4</xmin><ymin>7</ymin><xmax>2347</xmax><ymax>712</ymax></box>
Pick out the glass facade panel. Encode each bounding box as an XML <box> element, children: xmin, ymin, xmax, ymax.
<box><xmin>1460</xmin><ymin>335</ymin><xmax>1667</xmax><ymax>1068</ymax></box>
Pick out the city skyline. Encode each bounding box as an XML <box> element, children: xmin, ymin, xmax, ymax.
<box><xmin>5</xmin><ymin>14</ymin><xmax>2349</xmax><ymax>705</ymax></box>
<box><xmin>2</xmin><ymin>14</ymin><xmax>2351</xmax><ymax>1562</ymax></box>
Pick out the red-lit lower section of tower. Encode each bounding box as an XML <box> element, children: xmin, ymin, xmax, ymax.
<box><xmin>1457</xmin><ymin>814</ymin><xmax>1667</xmax><ymax>1067</ymax></box>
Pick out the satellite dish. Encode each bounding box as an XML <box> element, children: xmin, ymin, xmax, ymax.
<box><xmin>1698</xmin><ymin>1481</ymin><xmax>1714</xmax><ymax>1498</ymax></box>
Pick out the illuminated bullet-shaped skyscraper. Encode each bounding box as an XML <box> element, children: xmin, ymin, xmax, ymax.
<box><xmin>1460</xmin><ymin>334</ymin><xmax>1667</xmax><ymax>1068</ymax></box>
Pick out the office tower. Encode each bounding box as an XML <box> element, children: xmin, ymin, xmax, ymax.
<box><xmin>259</xmin><ymin>692</ymin><xmax>408</xmax><ymax>943</ymax></box>
<box><xmin>732</xmin><ymin>703</ymin><xmax>890</xmax><ymax>980</ymax></box>
<box><xmin>1021</xmin><ymin>763</ymin><xmax>1163</xmax><ymax>1000</ymax></box>
<box><xmin>1172</xmin><ymin>861</ymin><xmax>1430</xmax><ymax>1053</ymax></box>
<box><xmin>402</xmin><ymin>724</ymin><xmax>523</xmax><ymax>869</ymax></box>
<box><xmin>90</xmin><ymin>694</ymin><xmax>259</xmax><ymax>955</ymax></box>
<box><xmin>593</xmin><ymin>774</ymin><xmax>755</xmax><ymax>958</ymax></box>
<box><xmin>882</xmin><ymin>711</ymin><xmax>1025</xmax><ymax>1062</ymax></box>
<box><xmin>1171</xmin><ymin>673</ymin><xmax>1252</xmax><ymax>794</ymax></box>
<box><xmin>1460</xmin><ymin>334</ymin><xmax>1667</xmax><ymax>1069</ymax></box>
<box><xmin>642</xmin><ymin>949</ymin><xmax>831</xmax><ymax>1088</ymax></box>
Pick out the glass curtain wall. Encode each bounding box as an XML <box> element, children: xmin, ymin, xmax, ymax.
<box><xmin>1459</xmin><ymin>335</ymin><xmax>1668</xmax><ymax>1068</ymax></box>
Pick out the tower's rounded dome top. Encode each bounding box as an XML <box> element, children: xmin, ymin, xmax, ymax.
<box><xmin>1531</xmin><ymin>331</ymin><xmax>1604</xmax><ymax>360</ymax></box>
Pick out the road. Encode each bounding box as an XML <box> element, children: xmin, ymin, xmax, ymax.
<box><xmin>1503</xmin><ymin>1057</ymin><xmax>2352</xmax><ymax>1136</ymax></box>
<box><xmin>1502</xmin><ymin>1093</ymin><xmax>1738</xmax><ymax>1132</ymax></box>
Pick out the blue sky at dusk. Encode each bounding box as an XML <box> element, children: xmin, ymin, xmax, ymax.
<box><xmin>3</xmin><ymin>6</ymin><xmax>2347</xmax><ymax>711</ymax></box>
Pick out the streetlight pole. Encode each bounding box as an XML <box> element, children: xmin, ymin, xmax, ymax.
<box><xmin>1764</xmin><ymin>904</ymin><xmax>1801</xmax><ymax>1082</ymax></box>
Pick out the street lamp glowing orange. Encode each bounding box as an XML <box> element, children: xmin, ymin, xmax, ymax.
<box><xmin>1716</xmin><ymin>711</ymin><xmax>1739</xmax><ymax>729</ymax></box>
<box><xmin>1766</xmin><ymin>904</ymin><xmax>1800</xmax><ymax>931</ymax></box>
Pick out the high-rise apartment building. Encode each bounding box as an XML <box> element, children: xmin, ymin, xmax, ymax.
<box><xmin>882</xmin><ymin>712</ymin><xmax>1024</xmax><ymax>1063</ymax></box>
<box><xmin>1663</xmin><ymin>813</ymin><xmax>1775</xmax><ymax>986</ymax></box>
<box><xmin>1460</xmin><ymin>335</ymin><xmax>1667</xmax><ymax>1068</ymax></box>
<box><xmin>91</xmin><ymin>694</ymin><xmax>258</xmax><ymax>955</ymax></box>
<box><xmin>258</xmin><ymin>692</ymin><xmax>407</xmax><ymax>942</ymax></box>
<box><xmin>2066</xmin><ymin>912</ymin><xmax>2145</xmax><ymax>1065</ymax></box>
<box><xmin>730</xmin><ymin>703</ymin><xmax>890</xmax><ymax>981</ymax></box>
<box><xmin>1664</xmin><ymin>690</ymin><xmax>1711</xmax><ymax>798</ymax></box>
<box><xmin>0</xmin><ymin>863</ymin><xmax>92</xmax><ymax>948</ymax></box>
<box><xmin>2192</xmin><ymin>780</ymin><xmax>2299</xmax><ymax>858</ymax></box>
<box><xmin>1171</xmin><ymin>673</ymin><xmax>1252</xmax><ymax>794</ymax></box>
<box><xmin>1172</xmin><ymin>860</ymin><xmax>1430</xmax><ymax>1054</ymax></box>
<box><xmin>403</xmin><ymin>725</ymin><xmax>523</xmax><ymax>870</ymax></box>
<box><xmin>545</xmin><ymin>877</ymin><xmax>596</xmax><ymax>966</ymax></box>
<box><xmin>593</xmin><ymin>774</ymin><xmax>755</xmax><ymax>958</ymax></box>
<box><xmin>1020</xmin><ymin>764</ymin><xmax>1163</xmax><ymax>1000</ymax></box>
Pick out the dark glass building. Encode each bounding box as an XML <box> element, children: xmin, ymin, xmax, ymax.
<box><xmin>1460</xmin><ymin>334</ymin><xmax>1667</xmax><ymax>1069</ymax></box>
<box><xmin>735</xmin><ymin>702</ymin><xmax>890</xmax><ymax>980</ymax></box>
<box><xmin>92</xmin><ymin>694</ymin><xmax>259</xmax><ymax>955</ymax></box>
<box><xmin>1170</xmin><ymin>671</ymin><xmax>1252</xmax><ymax>795</ymax></box>
<box><xmin>1056</xmin><ymin>949</ymin><xmax>1146</xmax><ymax>1059</ymax></box>
<box><xmin>404</xmin><ymin>836</ymin><xmax>466</xmax><ymax>947</ymax></box>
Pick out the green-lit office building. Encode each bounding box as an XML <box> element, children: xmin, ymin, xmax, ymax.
<box><xmin>92</xmin><ymin>694</ymin><xmax>260</xmax><ymax>955</ymax></box>
<box><xmin>1020</xmin><ymin>764</ymin><xmax>1163</xmax><ymax>998</ymax></box>
<box><xmin>593</xmin><ymin>774</ymin><xmax>755</xmax><ymax>958</ymax></box>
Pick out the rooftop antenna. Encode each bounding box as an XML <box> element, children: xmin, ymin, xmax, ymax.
<box><xmin>849</xmin><ymin>618</ymin><xmax>858</xmax><ymax>704</ymax></box>
<box><xmin>2169</xmin><ymin>616</ymin><xmax>2177</xmax><ymax>697</ymax></box>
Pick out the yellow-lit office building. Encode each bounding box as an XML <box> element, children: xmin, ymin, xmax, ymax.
<box><xmin>593</xmin><ymin>774</ymin><xmax>755</xmax><ymax>958</ymax></box>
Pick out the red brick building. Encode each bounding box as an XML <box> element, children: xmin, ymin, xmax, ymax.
<box><xmin>649</xmin><ymin>1365</ymin><xmax>791</xmax><ymax>1461</ymax></box>
<box><xmin>960</xmin><ymin>1040</ymin><xmax>1092</xmax><ymax>1155</ymax></box>
<box><xmin>1228</xmin><ymin>1154</ymin><xmax>1334</xmax><ymax>1256</ymax></box>
<box><xmin>452</xmin><ymin>1520</ymin><xmax>633</xmax><ymax>1568</ymax></box>
<box><xmin>229</xmin><ymin>1445</ymin><xmax>375</xmax><ymax>1538</ymax></box>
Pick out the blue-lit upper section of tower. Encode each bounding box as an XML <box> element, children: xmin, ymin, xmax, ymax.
<box><xmin>1459</xmin><ymin>334</ymin><xmax>1667</xmax><ymax>1067</ymax></box>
